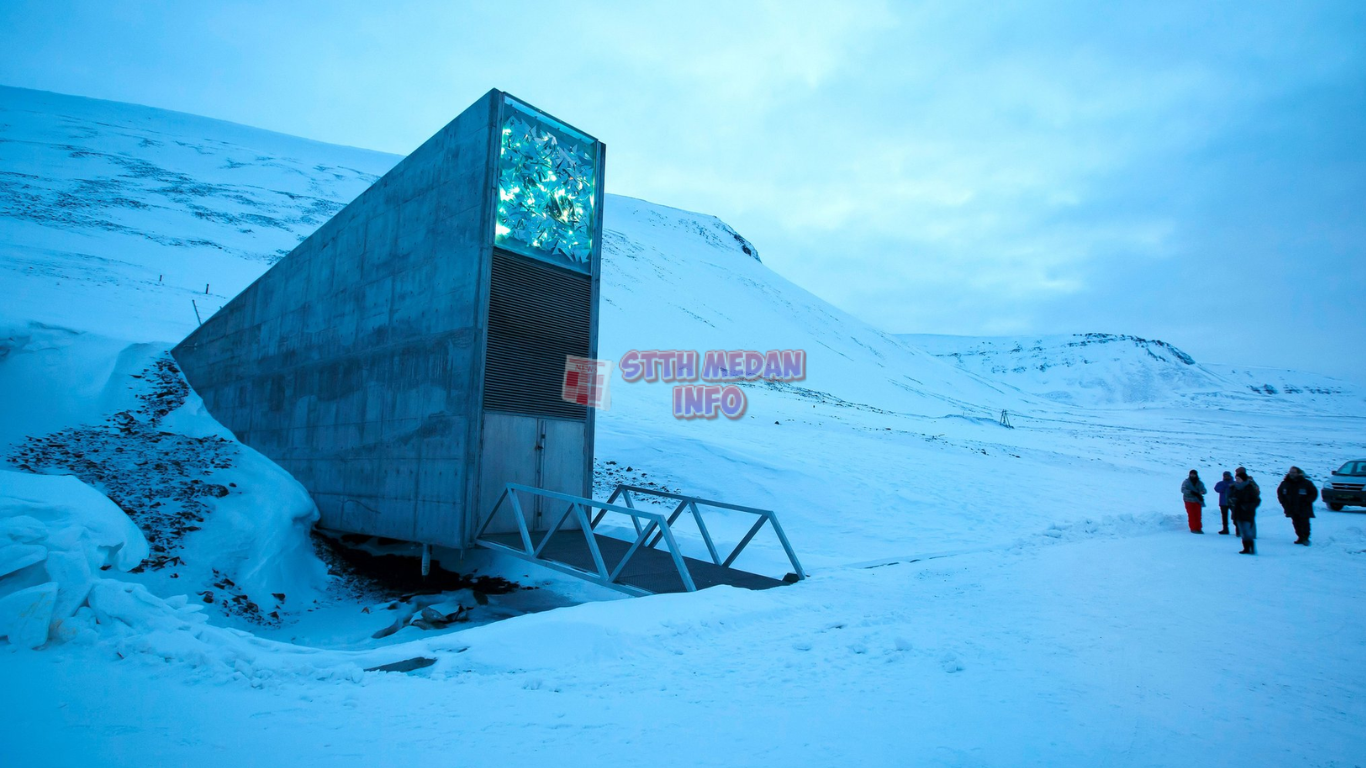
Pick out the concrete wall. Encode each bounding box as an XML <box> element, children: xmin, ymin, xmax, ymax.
<box><xmin>174</xmin><ymin>91</ymin><xmax>499</xmax><ymax>548</ymax></box>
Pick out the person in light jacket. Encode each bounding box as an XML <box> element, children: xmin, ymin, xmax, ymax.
<box><xmin>1214</xmin><ymin>470</ymin><xmax>1234</xmax><ymax>535</ymax></box>
<box><xmin>1229</xmin><ymin>467</ymin><xmax>1261</xmax><ymax>554</ymax></box>
<box><xmin>1277</xmin><ymin>466</ymin><xmax>1319</xmax><ymax>545</ymax></box>
<box><xmin>1180</xmin><ymin>469</ymin><xmax>1207</xmax><ymax>534</ymax></box>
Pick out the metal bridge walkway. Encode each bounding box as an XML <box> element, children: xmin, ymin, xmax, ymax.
<box><xmin>475</xmin><ymin>483</ymin><xmax>805</xmax><ymax>596</ymax></box>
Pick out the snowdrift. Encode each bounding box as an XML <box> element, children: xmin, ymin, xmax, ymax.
<box><xmin>0</xmin><ymin>471</ymin><xmax>146</xmax><ymax>647</ymax></box>
<box><xmin>0</xmin><ymin>324</ymin><xmax>328</xmax><ymax>639</ymax></box>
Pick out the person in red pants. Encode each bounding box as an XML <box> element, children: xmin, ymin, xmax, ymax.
<box><xmin>1181</xmin><ymin>469</ymin><xmax>1207</xmax><ymax>533</ymax></box>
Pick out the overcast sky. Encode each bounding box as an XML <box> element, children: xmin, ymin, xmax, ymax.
<box><xmin>2</xmin><ymin>1</ymin><xmax>1363</xmax><ymax>383</ymax></box>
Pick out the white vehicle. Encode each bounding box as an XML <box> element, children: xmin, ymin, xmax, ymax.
<box><xmin>1322</xmin><ymin>460</ymin><xmax>1366</xmax><ymax>511</ymax></box>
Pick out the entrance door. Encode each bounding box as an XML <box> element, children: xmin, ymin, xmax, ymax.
<box><xmin>477</xmin><ymin>413</ymin><xmax>588</xmax><ymax>535</ymax></box>
<box><xmin>538</xmin><ymin>417</ymin><xmax>587</xmax><ymax>528</ymax></box>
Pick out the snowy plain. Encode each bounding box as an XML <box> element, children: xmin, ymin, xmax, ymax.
<box><xmin>1</xmin><ymin>86</ymin><xmax>1364</xmax><ymax>767</ymax></box>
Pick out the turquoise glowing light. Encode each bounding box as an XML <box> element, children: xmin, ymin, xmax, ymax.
<box><xmin>494</xmin><ymin>100</ymin><xmax>599</xmax><ymax>269</ymax></box>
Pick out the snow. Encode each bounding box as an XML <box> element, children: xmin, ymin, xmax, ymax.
<box><xmin>0</xmin><ymin>471</ymin><xmax>148</xmax><ymax>647</ymax></box>
<box><xmin>0</xmin><ymin>325</ymin><xmax>327</xmax><ymax>626</ymax></box>
<box><xmin>0</xmin><ymin>85</ymin><xmax>1364</xmax><ymax>766</ymax></box>
<box><xmin>0</xmin><ymin>471</ymin><xmax>149</xmax><ymax>574</ymax></box>
<box><xmin>0</xmin><ymin>583</ymin><xmax>57</xmax><ymax>649</ymax></box>
<box><xmin>902</xmin><ymin>332</ymin><xmax>1366</xmax><ymax>412</ymax></box>
<box><xmin>6</xmin><ymin>524</ymin><xmax>1366</xmax><ymax>766</ymax></box>
<box><xmin>0</xmin><ymin>542</ymin><xmax>46</xmax><ymax>577</ymax></box>
<box><xmin>0</xmin><ymin>85</ymin><xmax>393</xmax><ymax>344</ymax></box>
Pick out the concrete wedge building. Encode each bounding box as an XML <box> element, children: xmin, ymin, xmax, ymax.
<box><xmin>173</xmin><ymin>90</ymin><xmax>605</xmax><ymax>550</ymax></box>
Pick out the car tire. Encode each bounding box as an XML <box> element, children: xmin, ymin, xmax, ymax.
<box><xmin>1328</xmin><ymin>502</ymin><xmax>1344</xmax><ymax>512</ymax></box>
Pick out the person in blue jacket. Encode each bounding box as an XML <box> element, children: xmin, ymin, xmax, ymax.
<box><xmin>1213</xmin><ymin>471</ymin><xmax>1235</xmax><ymax>535</ymax></box>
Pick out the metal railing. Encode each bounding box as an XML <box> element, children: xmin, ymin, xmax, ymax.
<box><xmin>605</xmin><ymin>484</ymin><xmax>806</xmax><ymax>581</ymax></box>
<box><xmin>476</xmin><ymin>483</ymin><xmax>696</xmax><ymax>595</ymax></box>
<box><xmin>474</xmin><ymin>482</ymin><xmax>805</xmax><ymax>596</ymax></box>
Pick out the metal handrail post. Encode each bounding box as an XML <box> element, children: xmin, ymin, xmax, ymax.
<box><xmin>474</xmin><ymin>487</ymin><xmax>510</xmax><ymax>539</ymax></box>
<box><xmin>608</xmin><ymin>515</ymin><xmax>663</xmax><ymax>584</ymax></box>
<box><xmin>766</xmin><ymin>512</ymin><xmax>806</xmax><ymax>579</ymax></box>
<box><xmin>654</xmin><ymin>523</ymin><xmax>697</xmax><ymax>592</ymax></box>
<box><xmin>689</xmin><ymin>500</ymin><xmax>722</xmax><ymax>565</ymax></box>
<box><xmin>623</xmin><ymin>489</ymin><xmax>643</xmax><ymax>535</ymax></box>
<box><xmin>647</xmin><ymin>499</ymin><xmax>689</xmax><ymax>549</ymax></box>
<box><xmin>722</xmin><ymin>516</ymin><xmax>769</xmax><ymax>568</ymax></box>
<box><xmin>597</xmin><ymin>487</ymin><xmax>642</xmax><ymax>535</ymax></box>
<box><xmin>534</xmin><ymin>500</ymin><xmax>578</xmax><ymax>558</ymax></box>
<box><xmin>507</xmin><ymin>488</ymin><xmax>535</xmax><ymax>554</ymax></box>
<box><xmin>573</xmin><ymin>503</ymin><xmax>611</xmax><ymax>580</ymax></box>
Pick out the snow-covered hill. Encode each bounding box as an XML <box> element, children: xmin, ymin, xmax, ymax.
<box><xmin>2</xmin><ymin>86</ymin><xmax>1365</xmax><ymax>767</ymax></box>
<box><xmin>0</xmin><ymin>85</ymin><xmax>394</xmax><ymax>342</ymax></box>
<box><xmin>902</xmin><ymin>332</ymin><xmax>1366</xmax><ymax>412</ymax></box>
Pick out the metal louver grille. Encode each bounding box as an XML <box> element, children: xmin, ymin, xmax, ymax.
<box><xmin>483</xmin><ymin>250</ymin><xmax>592</xmax><ymax>419</ymax></box>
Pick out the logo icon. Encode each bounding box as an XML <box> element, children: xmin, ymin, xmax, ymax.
<box><xmin>563</xmin><ymin>356</ymin><xmax>612</xmax><ymax>410</ymax></box>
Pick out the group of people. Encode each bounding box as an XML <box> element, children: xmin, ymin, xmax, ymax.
<box><xmin>1180</xmin><ymin>466</ymin><xmax>1319</xmax><ymax>555</ymax></box>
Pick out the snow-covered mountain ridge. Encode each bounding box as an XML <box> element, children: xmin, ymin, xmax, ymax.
<box><xmin>902</xmin><ymin>331</ymin><xmax>1363</xmax><ymax>410</ymax></box>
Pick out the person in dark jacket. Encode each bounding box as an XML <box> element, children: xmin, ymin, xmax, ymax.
<box><xmin>1213</xmin><ymin>471</ymin><xmax>1234</xmax><ymax>535</ymax></box>
<box><xmin>1180</xmin><ymin>469</ymin><xmax>1207</xmax><ymax>534</ymax></box>
<box><xmin>1228</xmin><ymin>466</ymin><xmax>1261</xmax><ymax>555</ymax></box>
<box><xmin>1277</xmin><ymin>466</ymin><xmax>1319</xmax><ymax>545</ymax></box>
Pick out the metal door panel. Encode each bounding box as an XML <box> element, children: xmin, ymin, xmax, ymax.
<box><xmin>539</xmin><ymin>418</ymin><xmax>587</xmax><ymax>528</ymax></box>
<box><xmin>477</xmin><ymin>412</ymin><xmax>540</xmax><ymax>534</ymax></box>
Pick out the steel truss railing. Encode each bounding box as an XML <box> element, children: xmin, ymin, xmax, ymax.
<box><xmin>476</xmin><ymin>483</ymin><xmax>695</xmax><ymax>595</ymax></box>
<box><xmin>605</xmin><ymin>484</ymin><xmax>806</xmax><ymax>581</ymax></box>
<box><xmin>474</xmin><ymin>482</ymin><xmax>805</xmax><ymax>596</ymax></box>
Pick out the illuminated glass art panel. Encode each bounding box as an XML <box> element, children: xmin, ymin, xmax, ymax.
<box><xmin>495</xmin><ymin>96</ymin><xmax>600</xmax><ymax>271</ymax></box>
